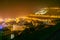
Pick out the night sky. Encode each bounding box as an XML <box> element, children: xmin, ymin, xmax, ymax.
<box><xmin>0</xmin><ymin>0</ymin><xmax>60</xmax><ymax>18</ymax></box>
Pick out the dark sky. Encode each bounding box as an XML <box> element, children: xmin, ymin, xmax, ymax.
<box><xmin>0</xmin><ymin>0</ymin><xmax>60</xmax><ymax>18</ymax></box>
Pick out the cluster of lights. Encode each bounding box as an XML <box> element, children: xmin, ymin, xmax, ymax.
<box><xmin>35</xmin><ymin>7</ymin><xmax>60</xmax><ymax>15</ymax></box>
<box><xmin>35</xmin><ymin>8</ymin><xmax>48</xmax><ymax>15</ymax></box>
<box><xmin>0</xmin><ymin>16</ymin><xmax>28</xmax><ymax>23</ymax></box>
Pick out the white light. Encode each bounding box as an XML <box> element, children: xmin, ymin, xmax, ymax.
<box><xmin>11</xmin><ymin>34</ymin><xmax>14</xmax><ymax>39</ymax></box>
<box><xmin>35</xmin><ymin>8</ymin><xmax>48</xmax><ymax>15</ymax></box>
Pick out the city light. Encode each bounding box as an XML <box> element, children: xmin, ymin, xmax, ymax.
<box><xmin>35</xmin><ymin>8</ymin><xmax>48</xmax><ymax>15</ymax></box>
<box><xmin>0</xmin><ymin>18</ymin><xmax>4</xmax><ymax>22</ymax></box>
<box><xmin>11</xmin><ymin>34</ymin><xmax>15</xmax><ymax>39</ymax></box>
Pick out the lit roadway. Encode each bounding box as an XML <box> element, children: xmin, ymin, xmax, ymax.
<box><xmin>28</xmin><ymin>14</ymin><xmax>60</xmax><ymax>19</ymax></box>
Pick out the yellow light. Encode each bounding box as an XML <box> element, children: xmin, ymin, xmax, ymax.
<box><xmin>16</xmin><ymin>18</ymin><xmax>20</xmax><ymax>23</ymax></box>
<box><xmin>5</xmin><ymin>18</ymin><xmax>14</xmax><ymax>23</ymax></box>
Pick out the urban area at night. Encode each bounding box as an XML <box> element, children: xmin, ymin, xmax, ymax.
<box><xmin>0</xmin><ymin>0</ymin><xmax>60</xmax><ymax>40</ymax></box>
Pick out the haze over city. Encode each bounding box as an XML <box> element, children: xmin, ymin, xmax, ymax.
<box><xmin>0</xmin><ymin>0</ymin><xmax>60</xmax><ymax>18</ymax></box>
